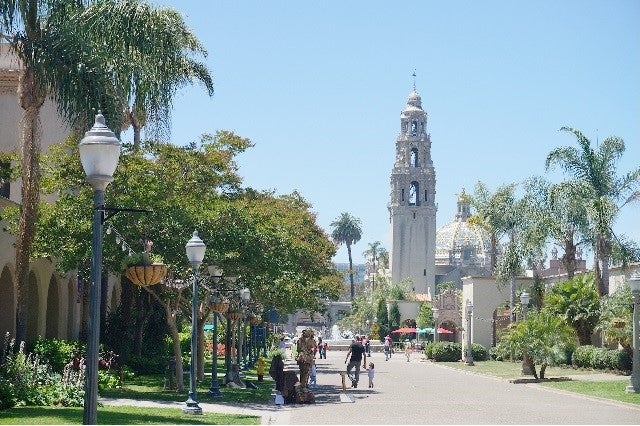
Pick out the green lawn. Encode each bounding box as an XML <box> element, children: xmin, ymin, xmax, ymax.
<box><xmin>0</xmin><ymin>359</ymin><xmax>270</xmax><ymax>424</ymax></box>
<box><xmin>439</xmin><ymin>360</ymin><xmax>639</xmax><ymax>405</ymax></box>
<box><xmin>439</xmin><ymin>360</ymin><xmax>604</xmax><ymax>379</ymax></box>
<box><xmin>0</xmin><ymin>405</ymin><xmax>259</xmax><ymax>425</ymax></box>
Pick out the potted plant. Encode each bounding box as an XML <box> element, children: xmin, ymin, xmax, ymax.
<box><xmin>225</xmin><ymin>309</ymin><xmax>243</xmax><ymax>321</ymax></box>
<box><xmin>122</xmin><ymin>250</ymin><xmax>167</xmax><ymax>287</ymax></box>
<box><xmin>210</xmin><ymin>296</ymin><xmax>230</xmax><ymax>314</ymax></box>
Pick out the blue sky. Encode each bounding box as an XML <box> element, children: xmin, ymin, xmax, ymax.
<box><xmin>146</xmin><ymin>0</ymin><xmax>640</xmax><ymax>265</ymax></box>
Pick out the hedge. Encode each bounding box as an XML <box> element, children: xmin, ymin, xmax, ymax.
<box><xmin>572</xmin><ymin>345</ymin><xmax>631</xmax><ymax>371</ymax></box>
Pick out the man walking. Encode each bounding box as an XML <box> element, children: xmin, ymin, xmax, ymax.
<box><xmin>345</xmin><ymin>336</ymin><xmax>367</xmax><ymax>388</ymax></box>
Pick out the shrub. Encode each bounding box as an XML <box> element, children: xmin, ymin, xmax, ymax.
<box><xmin>471</xmin><ymin>343</ymin><xmax>489</xmax><ymax>361</ymax></box>
<box><xmin>572</xmin><ymin>345</ymin><xmax>596</xmax><ymax>368</ymax></box>
<box><xmin>32</xmin><ymin>337</ymin><xmax>81</xmax><ymax>373</ymax></box>
<box><xmin>605</xmin><ymin>349</ymin><xmax>632</xmax><ymax>371</ymax></box>
<box><xmin>127</xmin><ymin>354</ymin><xmax>166</xmax><ymax>375</ymax></box>
<box><xmin>0</xmin><ymin>334</ymin><xmax>85</xmax><ymax>408</ymax></box>
<box><xmin>423</xmin><ymin>342</ymin><xmax>435</xmax><ymax>359</ymax></box>
<box><xmin>431</xmin><ymin>342</ymin><xmax>462</xmax><ymax>362</ymax></box>
<box><xmin>591</xmin><ymin>347</ymin><xmax>609</xmax><ymax>370</ymax></box>
<box><xmin>490</xmin><ymin>342</ymin><xmax>522</xmax><ymax>361</ymax></box>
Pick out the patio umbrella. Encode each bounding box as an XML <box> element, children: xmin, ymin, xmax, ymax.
<box><xmin>391</xmin><ymin>327</ymin><xmax>418</xmax><ymax>334</ymax></box>
<box><xmin>437</xmin><ymin>327</ymin><xmax>453</xmax><ymax>334</ymax></box>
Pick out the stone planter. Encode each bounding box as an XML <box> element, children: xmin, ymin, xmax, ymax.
<box><xmin>124</xmin><ymin>264</ymin><xmax>168</xmax><ymax>287</ymax></box>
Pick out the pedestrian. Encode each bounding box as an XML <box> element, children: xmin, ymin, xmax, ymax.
<box><xmin>364</xmin><ymin>337</ymin><xmax>371</xmax><ymax>356</ymax></box>
<box><xmin>404</xmin><ymin>340</ymin><xmax>412</xmax><ymax>362</ymax></box>
<box><xmin>309</xmin><ymin>359</ymin><xmax>317</xmax><ymax>388</ymax></box>
<box><xmin>367</xmin><ymin>362</ymin><xmax>375</xmax><ymax>388</ymax></box>
<box><xmin>322</xmin><ymin>342</ymin><xmax>328</xmax><ymax>359</ymax></box>
<box><xmin>344</xmin><ymin>336</ymin><xmax>367</xmax><ymax>388</ymax></box>
<box><xmin>383</xmin><ymin>335</ymin><xmax>391</xmax><ymax>361</ymax></box>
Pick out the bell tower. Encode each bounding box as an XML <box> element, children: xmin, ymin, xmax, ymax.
<box><xmin>389</xmin><ymin>82</ymin><xmax>437</xmax><ymax>296</ymax></box>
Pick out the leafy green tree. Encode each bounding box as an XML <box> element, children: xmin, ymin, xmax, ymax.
<box><xmin>389</xmin><ymin>301</ymin><xmax>401</xmax><ymax>330</ymax></box>
<box><xmin>524</xmin><ymin>177</ymin><xmax>590</xmax><ymax>280</ymax></box>
<box><xmin>471</xmin><ymin>182</ymin><xmax>546</xmax><ymax>322</ymax></box>
<box><xmin>415</xmin><ymin>301</ymin><xmax>434</xmax><ymax>329</ymax></box>
<box><xmin>1</xmin><ymin>0</ymin><xmax>212</xmax><ymax>343</ymax></box>
<box><xmin>376</xmin><ymin>298</ymin><xmax>389</xmax><ymax>339</ymax></box>
<box><xmin>33</xmin><ymin>132</ymin><xmax>342</xmax><ymax>384</ymax></box>
<box><xmin>498</xmin><ymin>309</ymin><xmax>576</xmax><ymax>379</ymax></box>
<box><xmin>546</xmin><ymin>127</ymin><xmax>640</xmax><ymax>295</ymax></box>
<box><xmin>362</xmin><ymin>241</ymin><xmax>387</xmax><ymax>294</ymax></box>
<box><xmin>330</xmin><ymin>212</ymin><xmax>362</xmax><ymax>301</ymax></box>
<box><xmin>599</xmin><ymin>282</ymin><xmax>633</xmax><ymax>357</ymax></box>
<box><xmin>544</xmin><ymin>274</ymin><xmax>601</xmax><ymax>345</ymax></box>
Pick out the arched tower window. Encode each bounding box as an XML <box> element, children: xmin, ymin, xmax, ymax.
<box><xmin>409</xmin><ymin>181</ymin><xmax>420</xmax><ymax>205</ymax></box>
<box><xmin>410</xmin><ymin>148</ymin><xmax>419</xmax><ymax>167</ymax></box>
<box><xmin>411</xmin><ymin>121</ymin><xmax>417</xmax><ymax>136</ymax></box>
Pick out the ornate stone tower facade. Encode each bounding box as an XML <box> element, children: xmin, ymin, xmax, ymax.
<box><xmin>389</xmin><ymin>86</ymin><xmax>437</xmax><ymax>296</ymax></box>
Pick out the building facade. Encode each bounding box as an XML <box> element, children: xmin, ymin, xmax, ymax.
<box><xmin>389</xmin><ymin>87</ymin><xmax>437</xmax><ymax>296</ymax></box>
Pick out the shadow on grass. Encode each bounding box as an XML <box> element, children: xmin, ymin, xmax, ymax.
<box><xmin>0</xmin><ymin>406</ymin><xmax>259</xmax><ymax>425</ymax></box>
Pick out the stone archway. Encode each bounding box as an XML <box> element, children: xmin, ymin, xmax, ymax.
<box><xmin>433</xmin><ymin>289</ymin><xmax>462</xmax><ymax>342</ymax></box>
<box><xmin>45</xmin><ymin>276</ymin><xmax>60</xmax><ymax>339</ymax></box>
<box><xmin>26</xmin><ymin>271</ymin><xmax>39</xmax><ymax>344</ymax></box>
<box><xmin>66</xmin><ymin>278</ymin><xmax>76</xmax><ymax>339</ymax></box>
<box><xmin>0</xmin><ymin>266</ymin><xmax>15</xmax><ymax>336</ymax></box>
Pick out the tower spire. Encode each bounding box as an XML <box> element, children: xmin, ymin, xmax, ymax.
<box><xmin>412</xmin><ymin>69</ymin><xmax>417</xmax><ymax>91</ymax></box>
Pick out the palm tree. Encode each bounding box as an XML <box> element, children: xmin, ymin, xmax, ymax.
<box><xmin>330</xmin><ymin>212</ymin><xmax>362</xmax><ymax>301</ymax></box>
<box><xmin>363</xmin><ymin>241</ymin><xmax>387</xmax><ymax>294</ymax></box>
<box><xmin>1</xmin><ymin>0</ymin><xmax>213</xmax><ymax>342</ymax></box>
<box><xmin>546</xmin><ymin>127</ymin><xmax>640</xmax><ymax>296</ymax></box>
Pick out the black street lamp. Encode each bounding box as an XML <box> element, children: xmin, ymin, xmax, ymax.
<box><xmin>627</xmin><ymin>273</ymin><xmax>640</xmax><ymax>393</ymax></box>
<box><xmin>237</xmin><ymin>288</ymin><xmax>250</xmax><ymax>369</ymax></box>
<box><xmin>184</xmin><ymin>231</ymin><xmax>206</xmax><ymax>415</ymax></box>
<box><xmin>79</xmin><ymin>112</ymin><xmax>121</xmax><ymax>425</ymax></box>
<box><xmin>432</xmin><ymin>307</ymin><xmax>439</xmax><ymax>343</ymax></box>
<box><xmin>519</xmin><ymin>291</ymin><xmax>533</xmax><ymax>375</ymax></box>
<box><xmin>463</xmin><ymin>300</ymin><xmax>474</xmax><ymax>366</ymax></box>
<box><xmin>208</xmin><ymin>266</ymin><xmax>224</xmax><ymax>398</ymax></box>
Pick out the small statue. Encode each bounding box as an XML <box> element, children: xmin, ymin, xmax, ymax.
<box><xmin>296</xmin><ymin>328</ymin><xmax>315</xmax><ymax>389</ymax></box>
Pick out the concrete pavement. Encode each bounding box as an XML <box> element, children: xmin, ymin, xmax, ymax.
<box><xmin>100</xmin><ymin>349</ymin><xmax>640</xmax><ymax>424</ymax></box>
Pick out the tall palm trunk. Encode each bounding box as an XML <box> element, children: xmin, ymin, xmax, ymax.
<box><xmin>561</xmin><ymin>235</ymin><xmax>577</xmax><ymax>279</ymax></box>
<box><xmin>347</xmin><ymin>243</ymin><xmax>354</xmax><ymax>301</ymax></box>
<box><xmin>14</xmin><ymin>68</ymin><xmax>45</xmax><ymax>343</ymax></box>
<box><xmin>594</xmin><ymin>235</ymin><xmax>611</xmax><ymax>296</ymax></box>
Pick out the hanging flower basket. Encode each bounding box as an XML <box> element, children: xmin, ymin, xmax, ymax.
<box><xmin>124</xmin><ymin>264</ymin><xmax>168</xmax><ymax>287</ymax></box>
<box><xmin>211</xmin><ymin>301</ymin><xmax>230</xmax><ymax>314</ymax></box>
<box><xmin>226</xmin><ymin>310</ymin><xmax>242</xmax><ymax>321</ymax></box>
<box><xmin>612</xmin><ymin>319</ymin><xmax>626</xmax><ymax>329</ymax></box>
<box><xmin>249</xmin><ymin>315</ymin><xmax>262</xmax><ymax>325</ymax></box>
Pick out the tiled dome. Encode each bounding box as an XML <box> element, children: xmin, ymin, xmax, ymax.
<box><xmin>435</xmin><ymin>190</ymin><xmax>492</xmax><ymax>267</ymax></box>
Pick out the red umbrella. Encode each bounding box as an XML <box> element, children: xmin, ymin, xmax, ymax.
<box><xmin>437</xmin><ymin>327</ymin><xmax>453</xmax><ymax>334</ymax></box>
<box><xmin>391</xmin><ymin>327</ymin><xmax>418</xmax><ymax>334</ymax></box>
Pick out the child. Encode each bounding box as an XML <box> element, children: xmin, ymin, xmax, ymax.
<box><xmin>309</xmin><ymin>359</ymin><xmax>317</xmax><ymax>388</ymax></box>
<box><xmin>367</xmin><ymin>362</ymin><xmax>375</xmax><ymax>388</ymax></box>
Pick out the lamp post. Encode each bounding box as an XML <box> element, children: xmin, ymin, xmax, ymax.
<box><xmin>208</xmin><ymin>266</ymin><xmax>224</xmax><ymax>398</ymax></box>
<box><xmin>79</xmin><ymin>112</ymin><xmax>121</xmax><ymax>425</ymax></box>
<box><xmin>464</xmin><ymin>300</ymin><xmax>474</xmax><ymax>366</ymax></box>
<box><xmin>184</xmin><ymin>231</ymin><xmax>206</xmax><ymax>415</ymax></box>
<box><xmin>519</xmin><ymin>290</ymin><xmax>533</xmax><ymax>375</ymax></box>
<box><xmin>237</xmin><ymin>288</ymin><xmax>251</xmax><ymax>369</ymax></box>
<box><xmin>368</xmin><ymin>254</ymin><xmax>376</xmax><ymax>305</ymax></box>
<box><xmin>626</xmin><ymin>273</ymin><xmax>640</xmax><ymax>393</ymax></box>
<box><xmin>432</xmin><ymin>307</ymin><xmax>439</xmax><ymax>343</ymax></box>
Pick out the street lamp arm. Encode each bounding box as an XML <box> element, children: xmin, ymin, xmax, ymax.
<box><xmin>100</xmin><ymin>205</ymin><xmax>151</xmax><ymax>224</ymax></box>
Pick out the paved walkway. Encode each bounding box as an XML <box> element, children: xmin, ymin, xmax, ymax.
<box><xmin>100</xmin><ymin>350</ymin><xmax>640</xmax><ymax>424</ymax></box>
